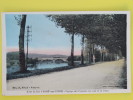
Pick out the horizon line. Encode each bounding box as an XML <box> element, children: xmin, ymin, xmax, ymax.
<box><xmin>7</xmin><ymin>47</ymin><xmax>81</xmax><ymax>56</ymax></box>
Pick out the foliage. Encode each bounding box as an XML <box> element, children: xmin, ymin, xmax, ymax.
<box><xmin>48</xmin><ymin>14</ymin><xmax>127</xmax><ymax>64</ymax></box>
<box><xmin>7</xmin><ymin>52</ymin><xmax>19</xmax><ymax>60</ymax></box>
<box><xmin>67</xmin><ymin>56</ymin><xmax>81</xmax><ymax>61</ymax></box>
<box><xmin>27</xmin><ymin>58</ymin><xmax>39</xmax><ymax>65</ymax></box>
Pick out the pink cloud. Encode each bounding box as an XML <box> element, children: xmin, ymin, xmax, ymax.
<box><xmin>7</xmin><ymin>47</ymin><xmax>81</xmax><ymax>56</ymax></box>
<box><xmin>7</xmin><ymin>47</ymin><xmax>19</xmax><ymax>52</ymax></box>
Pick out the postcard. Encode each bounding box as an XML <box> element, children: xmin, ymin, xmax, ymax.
<box><xmin>2</xmin><ymin>11</ymin><xmax>131</xmax><ymax>95</ymax></box>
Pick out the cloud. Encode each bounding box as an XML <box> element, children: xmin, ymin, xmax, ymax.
<box><xmin>7</xmin><ymin>47</ymin><xmax>81</xmax><ymax>56</ymax></box>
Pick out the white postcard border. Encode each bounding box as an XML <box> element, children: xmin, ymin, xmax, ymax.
<box><xmin>1</xmin><ymin>11</ymin><xmax>131</xmax><ymax>96</ymax></box>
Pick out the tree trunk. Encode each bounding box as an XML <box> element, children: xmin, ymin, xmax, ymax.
<box><xmin>19</xmin><ymin>15</ymin><xmax>27</xmax><ymax>72</ymax></box>
<box><xmin>100</xmin><ymin>45</ymin><xmax>102</xmax><ymax>62</ymax></box>
<box><xmin>71</xmin><ymin>32</ymin><xmax>74</xmax><ymax>66</ymax></box>
<box><xmin>89</xmin><ymin>51</ymin><xmax>91</xmax><ymax>64</ymax></box>
<box><xmin>92</xmin><ymin>44</ymin><xmax>95</xmax><ymax>64</ymax></box>
<box><xmin>81</xmin><ymin>34</ymin><xmax>85</xmax><ymax>65</ymax></box>
<box><xmin>89</xmin><ymin>44</ymin><xmax>92</xmax><ymax>64</ymax></box>
<box><xmin>101</xmin><ymin>46</ymin><xmax>104</xmax><ymax>61</ymax></box>
<box><xmin>103</xmin><ymin>52</ymin><xmax>104</xmax><ymax>61</ymax></box>
<box><xmin>100</xmin><ymin>52</ymin><xmax>102</xmax><ymax>62</ymax></box>
<box><xmin>111</xmin><ymin>53</ymin><xmax>113</xmax><ymax>61</ymax></box>
<box><xmin>121</xmin><ymin>45</ymin><xmax>126</xmax><ymax>59</ymax></box>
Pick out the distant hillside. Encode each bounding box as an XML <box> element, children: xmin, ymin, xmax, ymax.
<box><xmin>28</xmin><ymin>53</ymin><xmax>68</xmax><ymax>58</ymax></box>
<box><xmin>7</xmin><ymin>52</ymin><xmax>68</xmax><ymax>60</ymax></box>
<box><xmin>7</xmin><ymin>52</ymin><xmax>19</xmax><ymax>60</ymax></box>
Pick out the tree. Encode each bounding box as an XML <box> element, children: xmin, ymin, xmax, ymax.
<box><xmin>75</xmin><ymin>15</ymin><xmax>91</xmax><ymax>65</ymax></box>
<box><xmin>48</xmin><ymin>14</ymin><xmax>127</xmax><ymax>65</ymax></box>
<box><xmin>79</xmin><ymin>15</ymin><xmax>101</xmax><ymax>64</ymax></box>
<box><xmin>48</xmin><ymin>15</ymin><xmax>80</xmax><ymax>66</ymax></box>
<box><xmin>69</xmin><ymin>15</ymin><xmax>98</xmax><ymax>64</ymax></box>
<box><xmin>17</xmin><ymin>15</ymin><xmax>27</xmax><ymax>72</ymax></box>
<box><xmin>112</xmin><ymin>14</ymin><xmax>127</xmax><ymax>58</ymax></box>
<box><xmin>98</xmin><ymin>14</ymin><xmax>127</xmax><ymax>58</ymax></box>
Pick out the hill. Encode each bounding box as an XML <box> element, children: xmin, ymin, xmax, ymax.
<box><xmin>7</xmin><ymin>52</ymin><xmax>68</xmax><ymax>60</ymax></box>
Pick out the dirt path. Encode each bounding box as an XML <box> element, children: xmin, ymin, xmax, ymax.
<box><xmin>7</xmin><ymin>59</ymin><xmax>126</xmax><ymax>90</ymax></box>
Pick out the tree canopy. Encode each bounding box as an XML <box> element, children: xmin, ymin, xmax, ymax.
<box><xmin>48</xmin><ymin>14</ymin><xmax>127</xmax><ymax>61</ymax></box>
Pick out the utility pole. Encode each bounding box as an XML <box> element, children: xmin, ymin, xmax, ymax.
<box><xmin>26</xmin><ymin>25</ymin><xmax>32</xmax><ymax>68</ymax></box>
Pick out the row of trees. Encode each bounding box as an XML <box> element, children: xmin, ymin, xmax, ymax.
<box><xmin>17</xmin><ymin>14</ymin><xmax>127</xmax><ymax>72</ymax></box>
<box><xmin>48</xmin><ymin>14</ymin><xmax>126</xmax><ymax>66</ymax></box>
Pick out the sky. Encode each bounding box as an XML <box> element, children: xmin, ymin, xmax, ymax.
<box><xmin>5</xmin><ymin>14</ymin><xmax>81</xmax><ymax>56</ymax></box>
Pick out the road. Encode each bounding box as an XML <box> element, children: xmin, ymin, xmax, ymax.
<box><xmin>7</xmin><ymin>59</ymin><xmax>126</xmax><ymax>90</ymax></box>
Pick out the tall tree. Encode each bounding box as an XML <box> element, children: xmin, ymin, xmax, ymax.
<box><xmin>48</xmin><ymin>14</ymin><xmax>127</xmax><ymax>64</ymax></box>
<box><xmin>48</xmin><ymin>15</ymin><xmax>79</xmax><ymax>66</ymax></box>
<box><xmin>75</xmin><ymin>15</ymin><xmax>98</xmax><ymax>64</ymax></box>
<box><xmin>19</xmin><ymin>15</ymin><xmax>27</xmax><ymax>72</ymax></box>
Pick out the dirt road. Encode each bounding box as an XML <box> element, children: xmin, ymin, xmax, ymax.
<box><xmin>7</xmin><ymin>59</ymin><xmax>126</xmax><ymax>90</ymax></box>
